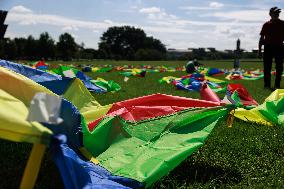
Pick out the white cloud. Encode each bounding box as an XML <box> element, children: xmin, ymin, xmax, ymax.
<box><xmin>139</xmin><ymin>7</ymin><xmax>161</xmax><ymax>14</ymax></box>
<box><xmin>104</xmin><ymin>19</ymin><xmax>113</xmax><ymax>24</ymax></box>
<box><xmin>62</xmin><ymin>25</ymin><xmax>79</xmax><ymax>31</ymax></box>
<box><xmin>139</xmin><ymin>6</ymin><xmax>178</xmax><ymax>22</ymax></box>
<box><xmin>6</xmin><ymin>5</ymin><xmax>274</xmax><ymax>50</ymax></box>
<box><xmin>10</xmin><ymin>5</ymin><xmax>33</xmax><ymax>13</ymax></box>
<box><xmin>7</xmin><ymin>6</ymin><xmax>120</xmax><ymax>30</ymax></box>
<box><xmin>211</xmin><ymin>10</ymin><xmax>269</xmax><ymax>22</ymax></box>
<box><xmin>181</xmin><ymin>1</ymin><xmax>225</xmax><ymax>11</ymax></box>
<box><xmin>209</xmin><ymin>2</ymin><xmax>224</xmax><ymax>8</ymax></box>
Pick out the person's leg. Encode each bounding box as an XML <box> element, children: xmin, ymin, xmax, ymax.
<box><xmin>275</xmin><ymin>45</ymin><xmax>284</xmax><ymax>88</ymax></box>
<box><xmin>263</xmin><ymin>45</ymin><xmax>273</xmax><ymax>88</ymax></box>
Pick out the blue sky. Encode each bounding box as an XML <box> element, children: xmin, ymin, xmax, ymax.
<box><xmin>1</xmin><ymin>0</ymin><xmax>284</xmax><ymax>50</ymax></box>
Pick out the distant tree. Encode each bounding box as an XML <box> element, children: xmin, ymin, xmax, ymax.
<box><xmin>99</xmin><ymin>26</ymin><xmax>166</xmax><ymax>60</ymax></box>
<box><xmin>57</xmin><ymin>33</ymin><xmax>78</xmax><ymax>61</ymax></box>
<box><xmin>14</xmin><ymin>37</ymin><xmax>27</xmax><ymax>59</ymax></box>
<box><xmin>25</xmin><ymin>35</ymin><xmax>37</xmax><ymax>60</ymax></box>
<box><xmin>38</xmin><ymin>32</ymin><xmax>55</xmax><ymax>59</ymax></box>
<box><xmin>134</xmin><ymin>48</ymin><xmax>165</xmax><ymax>60</ymax></box>
<box><xmin>0</xmin><ymin>39</ymin><xmax>5</xmax><ymax>58</ymax></box>
<box><xmin>4</xmin><ymin>38</ymin><xmax>17</xmax><ymax>60</ymax></box>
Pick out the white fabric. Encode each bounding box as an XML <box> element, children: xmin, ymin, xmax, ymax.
<box><xmin>63</xmin><ymin>69</ymin><xmax>76</xmax><ymax>78</ymax></box>
<box><xmin>124</xmin><ymin>77</ymin><xmax>129</xmax><ymax>82</ymax></box>
<box><xmin>27</xmin><ymin>92</ymin><xmax>63</xmax><ymax>124</ymax></box>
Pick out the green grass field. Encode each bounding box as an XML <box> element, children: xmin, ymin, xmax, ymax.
<box><xmin>1</xmin><ymin>59</ymin><xmax>284</xmax><ymax>188</ymax></box>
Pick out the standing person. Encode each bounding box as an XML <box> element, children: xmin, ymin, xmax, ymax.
<box><xmin>259</xmin><ymin>7</ymin><xmax>284</xmax><ymax>89</ymax></box>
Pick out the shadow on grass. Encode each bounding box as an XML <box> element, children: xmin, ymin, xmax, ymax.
<box><xmin>152</xmin><ymin>162</ymin><xmax>243</xmax><ymax>188</ymax></box>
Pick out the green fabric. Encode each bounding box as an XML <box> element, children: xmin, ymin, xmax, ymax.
<box><xmin>231</xmin><ymin>91</ymin><xmax>243</xmax><ymax>106</ymax></box>
<box><xmin>96</xmin><ymin>67</ymin><xmax>113</xmax><ymax>73</ymax></box>
<box><xmin>120</xmin><ymin>72</ymin><xmax>133</xmax><ymax>77</ymax></box>
<box><xmin>52</xmin><ymin>65</ymin><xmax>79</xmax><ymax>76</ymax></box>
<box><xmin>90</xmin><ymin>79</ymin><xmax>121</xmax><ymax>92</ymax></box>
<box><xmin>63</xmin><ymin>79</ymin><xmax>101</xmax><ymax>113</ymax></box>
<box><xmin>210</xmin><ymin>86</ymin><xmax>226</xmax><ymax>93</ymax></box>
<box><xmin>83</xmin><ymin>106</ymin><xmax>229</xmax><ymax>186</ymax></box>
<box><xmin>258</xmin><ymin>97</ymin><xmax>284</xmax><ymax>126</ymax></box>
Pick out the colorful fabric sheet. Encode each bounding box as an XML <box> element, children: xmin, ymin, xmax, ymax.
<box><xmin>83</xmin><ymin>94</ymin><xmax>227</xmax><ymax>187</ymax></box>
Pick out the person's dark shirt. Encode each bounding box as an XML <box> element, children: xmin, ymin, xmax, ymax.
<box><xmin>260</xmin><ymin>19</ymin><xmax>284</xmax><ymax>45</ymax></box>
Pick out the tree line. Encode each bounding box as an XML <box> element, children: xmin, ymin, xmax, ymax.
<box><xmin>0</xmin><ymin>26</ymin><xmax>167</xmax><ymax>61</ymax></box>
<box><xmin>0</xmin><ymin>25</ymin><xmax>258</xmax><ymax>61</ymax></box>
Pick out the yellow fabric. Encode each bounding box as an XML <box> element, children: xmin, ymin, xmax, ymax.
<box><xmin>96</xmin><ymin>77</ymin><xmax>107</xmax><ymax>82</ymax></box>
<box><xmin>234</xmin><ymin>108</ymin><xmax>272</xmax><ymax>126</ymax></box>
<box><xmin>0</xmin><ymin>67</ymin><xmax>54</xmax><ymax>107</ymax></box>
<box><xmin>63</xmin><ymin>79</ymin><xmax>101</xmax><ymax>113</ymax></box>
<box><xmin>20</xmin><ymin>143</ymin><xmax>46</xmax><ymax>189</ymax></box>
<box><xmin>79</xmin><ymin>147</ymin><xmax>100</xmax><ymax>164</ymax></box>
<box><xmin>205</xmin><ymin>76</ymin><xmax>226</xmax><ymax>84</ymax></box>
<box><xmin>264</xmin><ymin>89</ymin><xmax>284</xmax><ymax>102</ymax></box>
<box><xmin>92</xmin><ymin>67</ymin><xmax>99</xmax><ymax>72</ymax></box>
<box><xmin>82</xmin><ymin>104</ymin><xmax>112</xmax><ymax>124</ymax></box>
<box><xmin>0</xmin><ymin>89</ymin><xmax>52</xmax><ymax>144</ymax></box>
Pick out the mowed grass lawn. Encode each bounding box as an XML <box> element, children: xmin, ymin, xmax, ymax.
<box><xmin>1</xmin><ymin>59</ymin><xmax>284</xmax><ymax>188</ymax></box>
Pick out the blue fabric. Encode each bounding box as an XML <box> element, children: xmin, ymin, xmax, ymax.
<box><xmin>0</xmin><ymin>60</ymin><xmax>105</xmax><ymax>93</ymax></box>
<box><xmin>0</xmin><ymin>60</ymin><xmax>61</xmax><ymax>82</ymax></box>
<box><xmin>38</xmin><ymin>78</ymin><xmax>74</xmax><ymax>95</ymax></box>
<box><xmin>43</xmin><ymin>99</ymin><xmax>83</xmax><ymax>150</ymax></box>
<box><xmin>175</xmin><ymin>78</ymin><xmax>201</xmax><ymax>92</ymax></box>
<box><xmin>75</xmin><ymin>71</ymin><xmax>105</xmax><ymax>93</ymax></box>
<box><xmin>36</xmin><ymin>66</ymin><xmax>48</xmax><ymax>70</ymax></box>
<box><xmin>208</xmin><ymin>68</ymin><xmax>222</xmax><ymax>76</ymax></box>
<box><xmin>51</xmin><ymin>135</ymin><xmax>143</xmax><ymax>189</ymax></box>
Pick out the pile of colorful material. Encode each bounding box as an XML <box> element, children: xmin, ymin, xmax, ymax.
<box><xmin>33</xmin><ymin>60</ymin><xmax>48</xmax><ymax>70</ymax></box>
<box><xmin>120</xmin><ymin>68</ymin><xmax>146</xmax><ymax>78</ymax></box>
<box><xmin>81</xmin><ymin>65</ymin><xmax>185</xmax><ymax>73</ymax></box>
<box><xmin>51</xmin><ymin>65</ymin><xmax>120</xmax><ymax>93</ymax></box>
<box><xmin>205</xmin><ymin>67</ymin><xmax>224</xmax><ymax>76</ymax></box>
<box><xmin>0</xmin><ymin>61</ymin><xmax>120</xmax><ymax>93</ymax></box>
<box><xmin>90</xmin><ymin>78</ymin><xmax>121</xmax><ymax>92</ymax></box>
<box><xmin>82</xmin><ymin>66</ymin><xmax>113</xmax><ymax>73</ymax></box>
<box><xmin>2</xmin><ymin>59</ymin><xmax>284</xmax><ymax>188</ymax></box>
<box><xmin>159</xmin><ymin>73</ymin><xmax>227</xmax><ymax>93</ymax></box>
<box><xmin>234</xmin><ymin>89</ymin><xmax>284</xmax><ymax>126</ymax></box>
<box><xmin>225</xmin><ymin>69</ymin><xmax>264</xmax><ymax>80</ymax></box>
<box><xmin>0</xmin><ymin>59</ymin><xmax>235</xmax><ymax>188</ymax></box>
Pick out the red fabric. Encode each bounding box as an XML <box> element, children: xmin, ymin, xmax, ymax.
<box><xmin>35</xmin><ymin>60</ymin><xmax>47</xmax><ymax>68</ymax></box>
<box><xmin>200</xmin><ymin>83</ymin><xmax>220</xmax><ymax>103</ymax></box>
<box><xmin>227</xmin><ymin>84</ymin><xmax>258</xmax><ymax>106</ymax></box>
<box><xmin>88</xmin><ymin>93</ymin><xmax>220</xmax><ymax>131</ymax></box>
<box><xmin>260</xmin><ymin>19</ymin><xmax>284</xmax><ymax>45</ymax></box>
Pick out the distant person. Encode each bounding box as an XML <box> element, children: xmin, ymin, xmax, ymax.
<box><xmin>233</xmin><ymin>59</ymin><xmax>240</xmax><ymax>69</ymax></box>
<box><xmin>259</xmin><ymin>7</ymin><xmax>284</xmax><ymax>89</ymax></box>
<box><xmin>185</xmin><ymin>59</ymin><xmax>198</xmax><ymax>73</ymax></box>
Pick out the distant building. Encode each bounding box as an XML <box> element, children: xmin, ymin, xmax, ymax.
<box><xmin>167</xmin><ymin>48</ymin><xmax>192</xmax><ymax>58</ymax></box>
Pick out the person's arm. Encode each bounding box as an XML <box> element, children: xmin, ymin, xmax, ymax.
<box><xmin>258</xmin><ymin>23</ymin><xmax>266</xmax><ymax>58</ymax></box>
<box><xmin>258</xmin><ymin>35</ymin><xmax>264</xmax><ymax>58</ymax></box>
